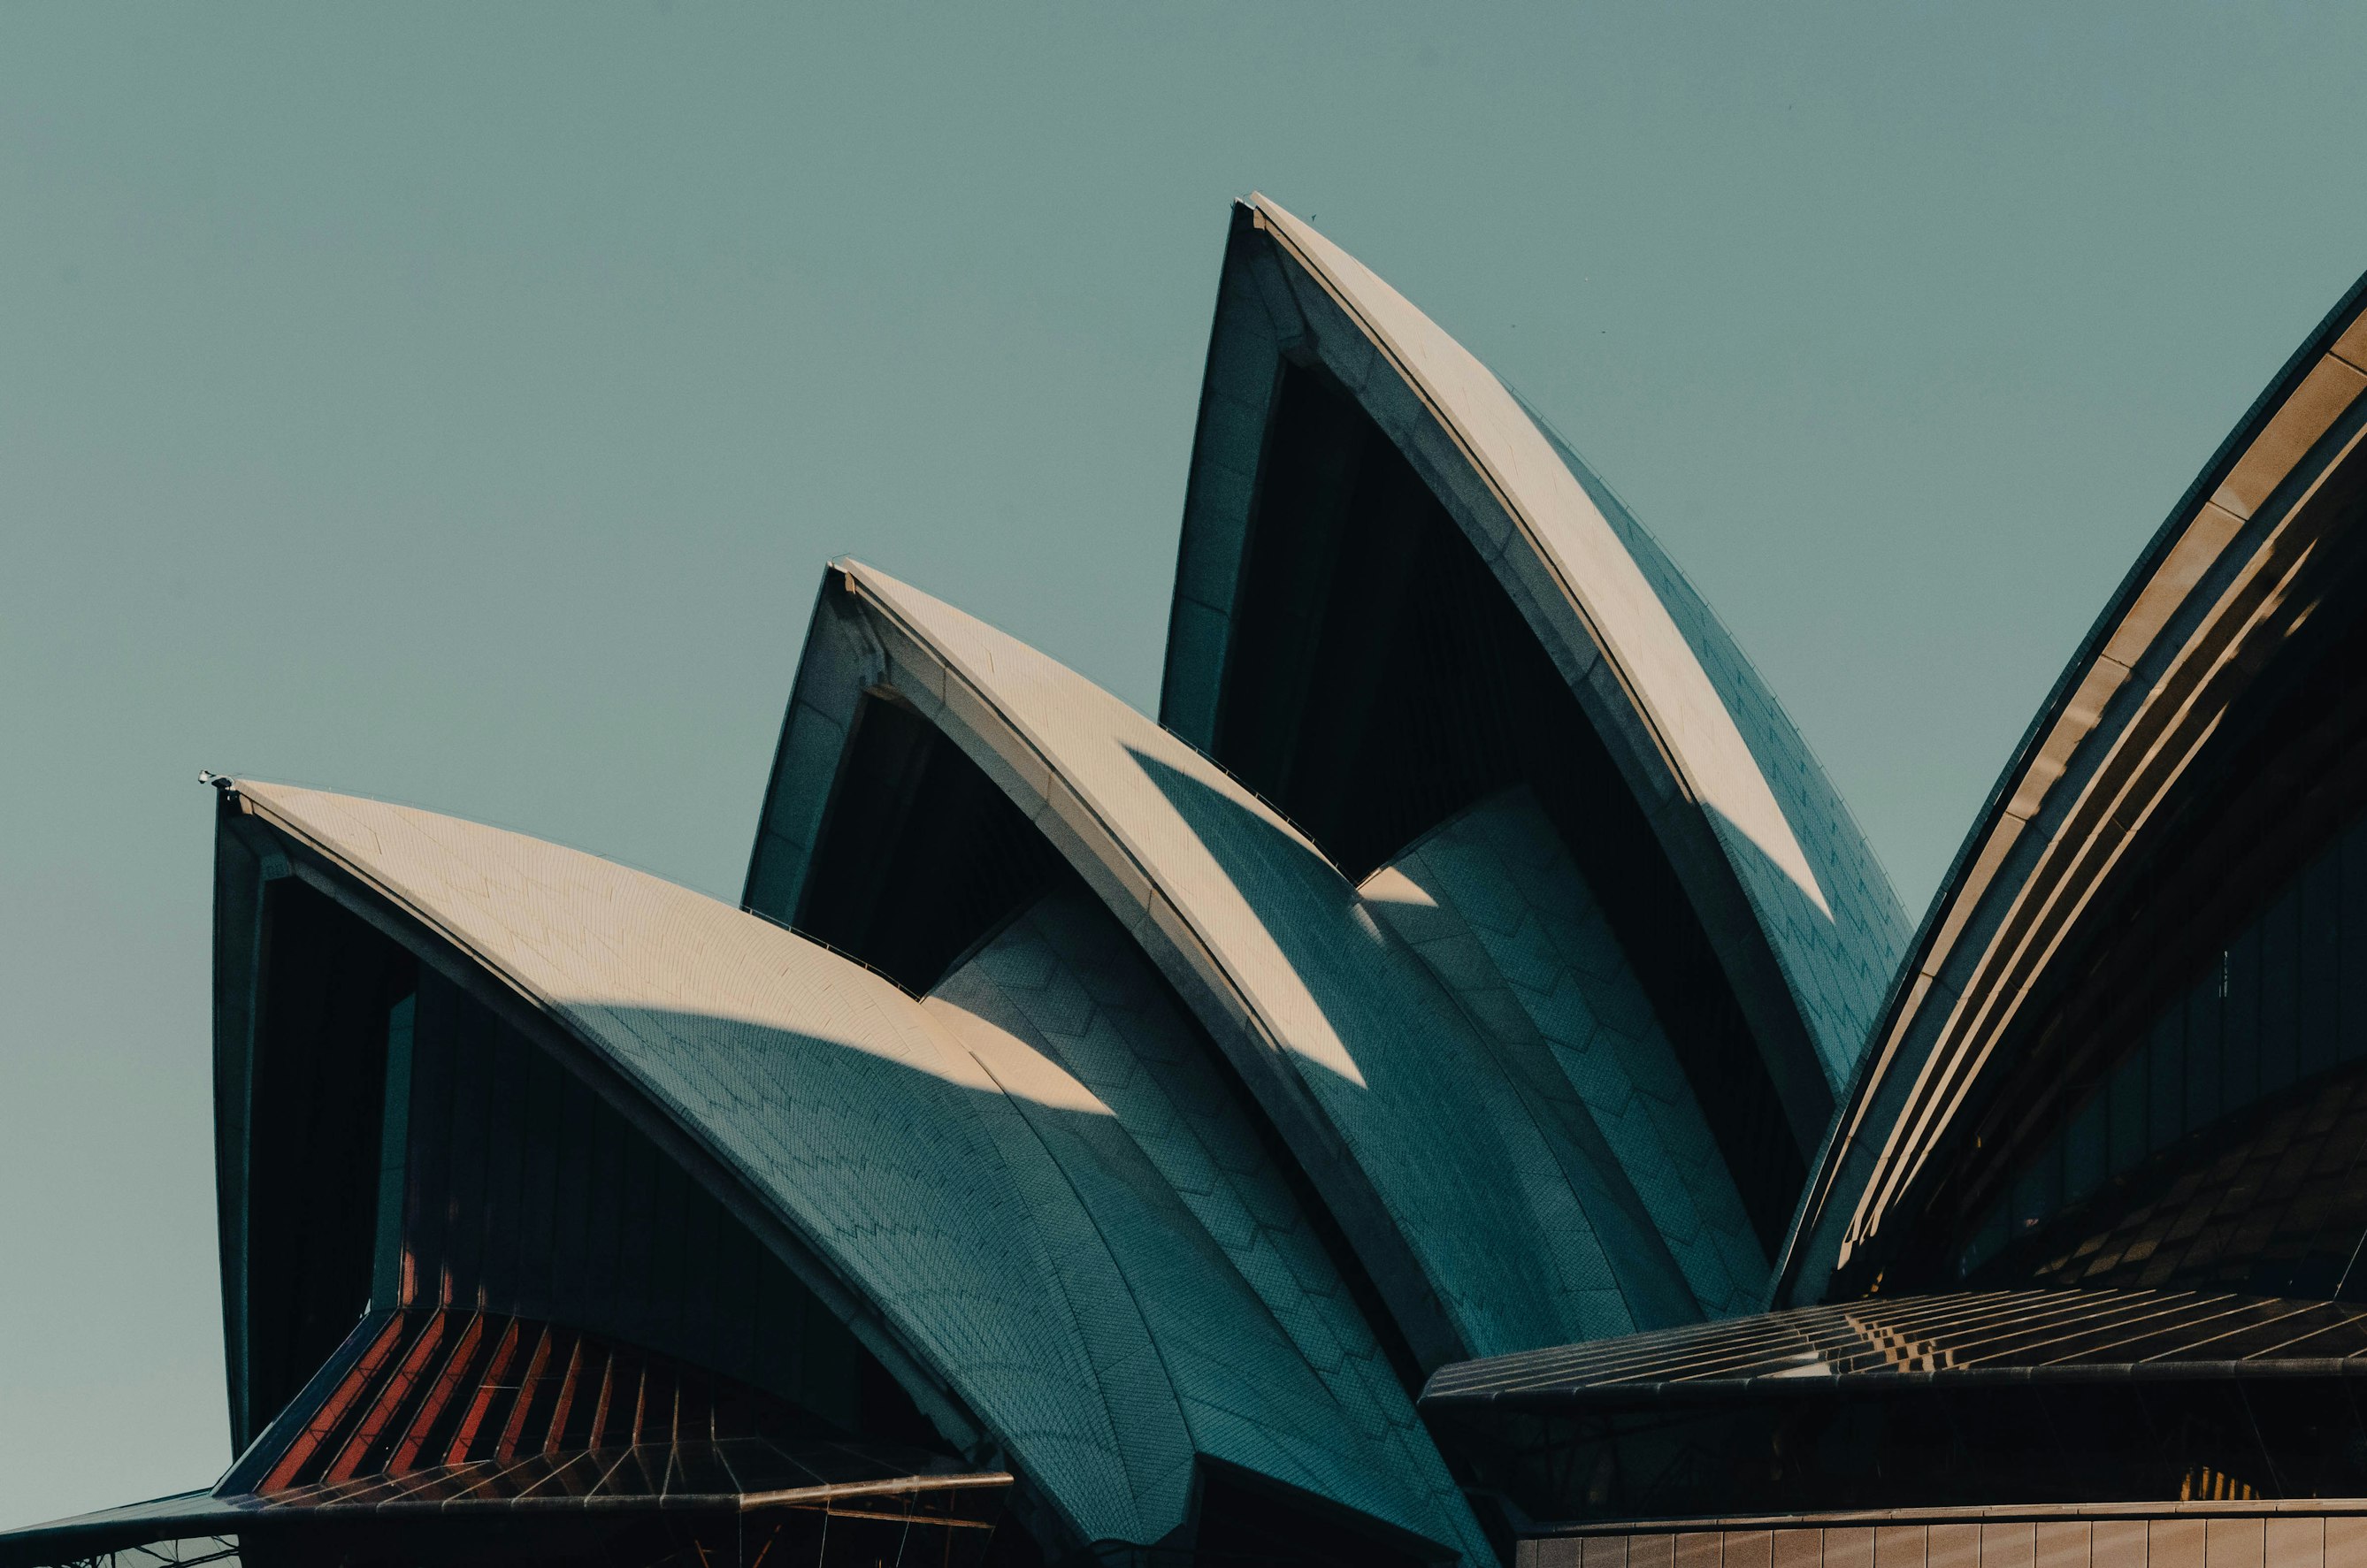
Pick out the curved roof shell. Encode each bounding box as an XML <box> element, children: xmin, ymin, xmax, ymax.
<box><xmin>1781</xmin><ymin>271</ymin><xmax>2367</xmax><ymax>1304</ymax></box>
<box><xmin>923</xmin><ymin>884</ymin><xmax>1490</xmax><ymax>1560</ymax></box>
<box><xmin>1366</xmin><ymin>788</ymin><xmax>1770</xmax><ymax>1318</ymax></box>
<box><xmin>1160</xmin><ymin>195</ymin><xmax>1908</xmax><ymax>1099</ymax></box>
<box><xmin>217</xmin><ymin>779</ymin><xmax>1470</xmax><ymax>1557</ymax></box>
<box><xmin>747</xmin><ymin>560</ymin><xmax>1707</xmax><ymax>1364</ymax></box>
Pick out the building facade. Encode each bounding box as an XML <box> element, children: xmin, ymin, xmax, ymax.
<box><xmin>3</xmin><ymin>196</ymin><xmax>2357</xmax><ymax>1568</ymax></box>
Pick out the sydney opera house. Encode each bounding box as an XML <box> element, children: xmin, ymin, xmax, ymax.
<box><xmin>7</xmin><ymin>194</ymin><xmax>2367</xmax><ymax>1568</ymax></box>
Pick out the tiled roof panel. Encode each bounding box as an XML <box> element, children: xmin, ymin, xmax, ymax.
<box><xmin>229</xmin><ymin>778</ymin><xmax>1444</xmax><ymax>1551</ymax></box>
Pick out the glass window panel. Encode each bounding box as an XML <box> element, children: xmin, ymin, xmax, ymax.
<box><xmin>2066</xmin><ymin>1090</ymin><xmax>2109</xmax><ymax>1202</ymax></box>
<box><xmin>2343</xmin><ymin>815</ymin><xmax>2367</xmax><ymax>1063</ymax></box>
<box><xmin>2303</xmin><ymin>844</ymin><xmax>2342</xmax><ymax>1079</ymax></box>
<box><xmin>2110</xmin><ymin>1048</ymin><xmax>2149</xmax><ymax>1176</ymax></box>
<box><xmin>2262</xmin><ymin>886</ymin><xmax>2302</xmax><ymax>1097</ymax></box>
<box><xmin>2152</xmin><ymin>1006</ymin><xmax>2188</xmax><ymax>1151</ymax></box>
<box><xmin>2227</xmin><ymin>923</ymin><xmax>2264</xmax><ymax>1108</ymax></box>
<box><xmin>1964</xmin><ymin>1199</ymin><xmax>2009</xmax><ymax>1278</ymax></box>
<box><xmin>2188</xmin><ymin>973</ymin><xmax>2225</xmax><ymax>1135</ymax></box>
<box><xmin>2013</xmin><ymin>1133</ymin><xmax>2063</xmax><ymax>1234</ymax></box>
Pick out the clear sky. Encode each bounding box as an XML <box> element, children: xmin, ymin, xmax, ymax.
<box><xmin>4</xmin><ymin>0</ymin><xmax>2365</xmax><ymax>1531</ymax></box>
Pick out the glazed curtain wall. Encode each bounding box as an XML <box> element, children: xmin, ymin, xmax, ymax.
<box><xmin>1961</xmin><ymin>805</ymin><xmax>2367</xmax><ymax>1290</ymax></box>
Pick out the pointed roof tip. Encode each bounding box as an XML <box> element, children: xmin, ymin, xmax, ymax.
<box><xmin>1244</xmin><ymin>192</ymin><xmax>1316</xmax><ymax>241</ymax></box>
<box><xmin>1243</xmin><ymin>192</ymin><xmax>1336</xmax><ymax>244</ymax></box>
<box><xmin>1244</xmin><ymin>191</ymin><xmax>1315</xmax><ymax>235</ymax></box>
<box><xmin>827</xmin><ymin>556</ymin><xmax>912</xmax><ymax>608</ymax></box>
<box><xmin>834</xmin><ymin>555</ymin><xmax>921</xmax><ymax>590</ymax></box>
<box><xmin>838</xmin><ymin>558</ymin><xmax>996</xmax><ymax>631</ymax></box>
<box><xmin>832</xmin><ymin>556</ymin><xmax>923</xmax><ymax>608</ymax></box>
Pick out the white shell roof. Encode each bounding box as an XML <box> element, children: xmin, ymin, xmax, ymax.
<box><xmin>226</xmin><ymin>779</ymin><xmax>1460</xmax><ymax>1553</ymax></box>
<box><xmin>1166</xmin><ymin>196</ymin><xmax>1908</xmax><ymax>1091</ymax></box>
<box><xmin>1250</xmin><ymin>200</ymin><xmax>1829</xmax><ymax>919</ymax></box>
<box><xmin>829</xmin><ymin>560</ymin><xmax>1700</xmax><ymax>1356</ymax></box>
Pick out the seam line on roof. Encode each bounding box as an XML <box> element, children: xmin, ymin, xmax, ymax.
<box><xmin>929</xmin><ymin>1005</ymin><xmax>1179</xmax><ymax>1534</ymax></box>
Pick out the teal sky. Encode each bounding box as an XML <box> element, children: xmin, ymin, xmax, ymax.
<box><xmin>5</xmin><ymin>1</ymin><xmax>2365</xmax><ymax>1530</ymax></box>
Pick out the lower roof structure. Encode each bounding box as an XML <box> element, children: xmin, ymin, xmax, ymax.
<box><xmin>1427</xmin><ymin>1290</ymin><xmax>2367</xmax><ymax>1401</ymax></box>
<box><xmin>1</xmin><ymin>1308</ymin><xmax>1011</xmax><ymax>1568</ymax></box>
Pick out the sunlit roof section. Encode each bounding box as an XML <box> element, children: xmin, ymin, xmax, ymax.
<box><xmin>221</xmin><ymin>780</ymin><xmax>1465</xmax><ymax>1552</ymax></box>
<box><xmin>1162</xmin><ymin>195</ymin><xmax>1906</xmax><ymax>1109</ymax></box>
<box><xmin>754</xmin><ymin>560</ymin><xmax>1708</xmax><ymax>1366</ymax></box>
